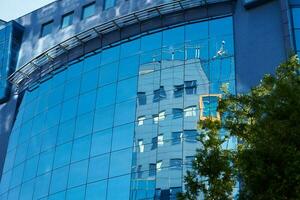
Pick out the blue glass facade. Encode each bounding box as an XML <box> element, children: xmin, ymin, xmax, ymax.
<box><xmin>291</xmin><ymin>7</ymin><xmax>300</xmax><ymax>54</ymax></box>
<box><xmin>0</xmin><ymin>22</ymin><xmax>23</xmax><ymax>102</ymax></box>
<box><xmin>0</xmin><ymin>16</ymin><xmax>236</xmax><ymax>200</ymax></box>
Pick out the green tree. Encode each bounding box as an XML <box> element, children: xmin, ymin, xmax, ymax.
<box><xmin>178</xmin><ymin>55</ymin><xmax>300</xmax><ymax>200</ymax></box>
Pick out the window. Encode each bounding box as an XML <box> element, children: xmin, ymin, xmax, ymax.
<box><xmin>153</xmin><ymin>111</ymin><xmax>166</xmax><ymax>124</ymax></box>
<box><xmin>82</xmin><ymin>2</ymin><xmax>96</xmax><ymax>19</ymax></box>
<box><xmin>137</xmin><ymin>165</ymin><xmax>142</xmax><ymax>178</ymax></box>
<box><xmin>199</xmin><ymin>94</ymin><xmax>221</xmax><ymax>120</ymax></box>
<box><xmin>172</xmin><ymin>108</ymin><xmax>183</xmax><ymax>119</ymax></box>
<box><xmin>184</xmin><ymin>130</ymin><xmax>198</xmax><ymax>143</ymax></box>
<box><xmin>138</xmin><ymin>139</ymin><xmax>144</xmax><ymax>153</ymax></box>
<box><xmin>151</xmin><ymin>137</ymin><xmax>157</xmax><ymax>150</ymax></box>
<box><xmin>184</xmin><ymin>106</ymin><xmax>197</xmax><ymax>117</ymax></box>
<box><xmin>137</xmin><ymin>92</ymin><xmax>146</xmax><ymax>105</ymax></box>
<box><xmin>156</xmin><ymin>160</ymin><xmax>162</xmax><ymax>171</ymax></box>
<box><xmin>172</xmin><ymin>132</ymin><xmax>182</xmax><ymax>145</ymax></box>
<box><xmin>157</xmin><ymin>134</ymin><xmax>164</xmax><ymax>146</ymax></box>
<box><xmin>41</xmin><ymin>20</ymin><xmax>53</xmax><ymax>37</ymax></box>
<box><xmin>174</xmin><ymin>84</ymin><xmax>184</xmax><ymax>98</ymax></box>
<box><xmin>104</xmin><ymin>0</ymin><xmax>115</xmax><ymax>10</ymax></box>
<box><xmin>184</xmin><ymin>80</ymin><xmax>197</xmax><ymax>94</ymax></box>
<box><xmin>137</xmin><ymin>116</ymin><xmax>146</xmax><ymax>126</ymax></box>
<box><xmin>61</xmin><ymin>12</ymin><xmax>73</xmax><ymax>28</ymax></box>
<box><xmin>153</xmin><ymin>86</ymin><xmax>166</xmax><ymax>102</ymax></box>
<box><xmin>170</xmin><ymin>158</ymin><xmax>182</xmax><ymax>169</ymax></box>
<box><xmin>149</xmin><ymin>164</ymin><xmax>156</xmax><ymax>177</ymax></box>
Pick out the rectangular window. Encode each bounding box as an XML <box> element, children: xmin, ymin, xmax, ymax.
<box><xmin>149</xmin><ymin>164</ymin><xmax>156</xmax><ymax>177</ymax></box>
<box><xmin>151</xmin><ymin>137</ymin><xmax>157</xmax><ymax>150</ymax></box>
<box><xmin>82</xmin><ymin>2</ymin><xmax>96</xmax><ymax>19</ymax></box>
<box><xmin>172</xmin><ymin>132</ymin><xmax>182</xmax><ymax>145</ymax></box>
<box><xmin>61</xmin><ymin>12</ymin><xmax>74</xmax><ymax>28</ymax></box>
<box><xmin>138</xmin><ymin>139</ymin><xmax>144</xmax><ymax>153</ymax></box>
<box><xmin>184</xmin><ymin>106</ymin><xmax>197</xmax><ymax>117</ymax></box>
<box><xmin>41</xmin><ymin>20</ymin><xmax>53</xmax><ymax>37</ymax></box>
<box><xmin>199</xmin><ymin>94</ymin><xmax>221</xmax><ymax>120</ymax></box>
<box><xmin>174</xmin><ymin>84</ymin><xmax>184</xmax><ymax>98</ymax></box>
<box><xmin>184</xmin><ymin>80</ymin><xmax>197</xmax><ymax>95</ymax></box>
<box><xmin>153</xmin><ymin>86</ymin><xmax>166</xmax><ymax>102</ymax></box>
<box><xmin>157</xmin><ymin>134</ymin><xmax>164</xmax><ymax>146</ymax></box>
<box><xmin>104</xmin><ymin>0</ymin><xmax>115</xmax><ymax>10</ymax></box>
<box><xmin>137</xmin><ymin>116</ymin><xmax>146</xmax><ymax>126</ymax></box>
<box><xmin>137</xmin><ymin>165</ymin><xmax>142</xmax><ymax>178</ymax></box>
<box><xmin>137</xmin><ymin>92</ymin><xmax>146</xmax><ymax>105</ymax></box>
<box><xmin>184</xmin><ymin>130</ymin><xmax>198</xmax><ymax>143</ymax></box>
<box><xmin>172</xmin><ymin>108</ymin><xmax>183</xmax><ymax>119</ymax></box>
<box><xmin>153</xmin><ymin>111</ymin><xmax>166</xmax><ymax>124</ymax></box>
<box><xmin>170</xmin><ymin>158</ymin><xmax>182</xmax><ymax>169</ymax></box>
<box><xmin>156</xmin><ymin>160</ymin><xmax>162</xmax><ymax>171</ymax></box>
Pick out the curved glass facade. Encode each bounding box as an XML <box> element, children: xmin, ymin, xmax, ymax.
<box><xmin>0</xmin><ymin>16</ymin><xmax>235</xmax><ymax>200</ymax></box>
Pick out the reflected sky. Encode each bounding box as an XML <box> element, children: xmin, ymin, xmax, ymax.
<box><xmin>0</xmin><ymin>0</ymin><xmax>56</xmax><ymax>21</ymax></box>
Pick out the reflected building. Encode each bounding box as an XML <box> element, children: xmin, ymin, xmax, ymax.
<box><xmin>0</xmin><ymin>0</ymin><xmax>298</xmax><ymax>199</ymax></box>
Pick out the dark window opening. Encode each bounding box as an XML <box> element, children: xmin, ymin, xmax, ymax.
<box><xmin>174</xmin><ymin>84</ymin><xmax>184</xmax><ymax>98</ymax></box>
<box><xmin>184</xmin><ymin>80</ymin><xmax>197</xmax><ymax>95</ymax></box>
<box><xmin>137</xmin><ymin>92</ymin><xmax>146</xmax><ymax>105</ymax></box>
<box><xmin>153</xmin><ymin>86</ymin><xmax>166</xmax><ymax>102</ymax></box>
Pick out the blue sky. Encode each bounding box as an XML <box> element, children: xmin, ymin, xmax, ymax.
<box><xmin>0</xmin><ymin>0</ymin><xmax>56</xmax><ymax>21</ymax></box>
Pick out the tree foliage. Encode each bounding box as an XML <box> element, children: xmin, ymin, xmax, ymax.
<box><xmin>178</xmin><ymin>55</ymin><xmax>300</xmax><ymax>200</ymax></box>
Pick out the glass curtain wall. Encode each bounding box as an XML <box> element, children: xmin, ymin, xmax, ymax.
<box><xmin>0</xmin><ymin>16</ymin><xmax>235</xmax><ymax>200</ymax></box>
<box><xmin>292</xmin><ymin>7</ymin><xmax>300</xmax><ymax>54</ymax></box>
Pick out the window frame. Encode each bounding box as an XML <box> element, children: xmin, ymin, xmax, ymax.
<box><xmin>82</xmin><ymin>2</ymin><xmax>96</xmax><ymax>19</ymax></box>
<box><xmin>40</xmin><ymin>20</ymin><xmax>54</xmax><ymax>38</ymax></box>
<box><xmin>199</xmin><ymin>94</ymin><xmax>222</xmax><ymax>121</ymax></box>
<box><xmin>61</xmin><ymin>11</ymin><xmax>74</xmax><ymax>29</ymax></box>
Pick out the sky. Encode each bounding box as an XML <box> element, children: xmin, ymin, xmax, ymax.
<box><xmin>0</xmin><ymin>0</ymin><xmax>56</xmax><ymax>21</ymax></box>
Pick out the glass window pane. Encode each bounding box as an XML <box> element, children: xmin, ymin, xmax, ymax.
<box><xmin>104</xmin><ymin>0</ymin><xmax>115</xmax><ymax>10</ymax></box>
<box><xmin>74</xmin><ymin>112</ymin><xmax>94</xmax><ymax>138</ymax></box>
<box><xmin>33</xmin><ymin>173</ymin><xmax>51</xmax><ymax>199</ymax></box>
<box><xmin>98</xmin><ymin>62</ymin><xmax>118</xmax><ymax>86</ymax></box>
<box><xmin>107</xmin><ymin>175</ymin><xmax>131</xmax><ymax>200</ymax></box>
<box><xmin>68</xmin><ymin>160</ymin><xmax>88</xmax><ymax>188</ymax></box>
<box><xmin>57</xmin><ymin>118</ymin><xmax>75</xmax><ymax>145</ymax></box>
<box><xmin>114</xmin><ymin>100</ymin><xmax>136</xmax><ymax>126</ymax></box>
<box><xmin>37</xmin><ymin>149</ymin><xmax>54</xmax><ymax>175</ymax></box>
<box><xmin>66</xmin><ymin>185</ymin><xmax>86</xmax><ymax>200</ymax></box>
<box><xmin>163</xmin><ymin>26</ymin><xmax>184</xmax><ymax>46</ymax></box>
<box><xmin>292</xmin><ymin>8</ymin><xmax>300</xmax><ymax>29</ymax></box>
<box><xmin>60</xmin><ymin>97</ymin><xmax>78</xmax><ymax>122</ymax></box>
<box><xmin>116</xmin><ymin>77</ymin><xmax>137</xmax><ymax>103</ymax></box>
<box><xmin>141</xmin><ymin>32</ymin><xmax>162</xmax><ymax>52</ymax></box>
<box><xmin>53</xmin><ymin>142</ymin><xmax>72</xmax><ymax>169</ymax></box>
<box><xmin>80</xmin><ymin>69</ymin><xmax>99</xmax><ymax>93</ymax></box>
<box><xmin>91</xmin><ymin>129</ymin><xmax>112</xmax><ymax>156</ymax></box>
<box><xmin>112</xmin><ymin>123</ymin><xmax>134</xmax><ymax>151</ymax></box>
<box><xmin>71</xmin><ymin>135</ymin><xmax>91</xmax><ymax>162</ymax></box>
<box><xmin>101</xmin><ymin>46</ymin><xmax>120</xmax><ymax>65</ymax></box>
<box><xmin>20</xmin><ymin>179</ymin><xmax>35</xmax><ymax>200</ymax></box>
<box><xmin>88</xmin><ymin>154</ymin><xmax>110</xmax><ymax>182</ymax></box>
<box><xmin>185</xmin><ymin>21</ymin><xmax>208</xmax><ymax>42</ymax></box>
<box><xmin>61</xmin><ymin>12</ymin><xmax>73</xmax><ymax>28</ymax></box>
<box><xmin>84</xmin><ymin>53</ymin><xmax>101</xmax><ymax>72</ymax></box>
<box><xmin>86</xmin><ymin>180</ymin><xmax>107</xmax><ymax>200</ymax></box>
<box><xmin>93</xmin><ymin>105</ymin><xmax>114</xmax><ymax>131</ymax></box>
<box><xmin>50</xmin><ymin>166</ymin><xmax>69</xmax><ymax>194</ymax></box>
<box><xmin>41</xmin><ymin>21</ymin><xmax>53</xmax><ymax>37</ymax></box>
<box><xmin>118</xmin><ymin>56</ymin><xmax>139</xmax><ymax>80</ymax></box>
<box><xmin>120</xmin><ymin>39</ymin><xmax>140</xmax><ymax>58</ymax></box>
<box><xmin>82</xmin><ymin>2</ymin><xmax>96</xmax><ymax>19</ymax></box>
<box><xmin>96</xmin><ymin>83</ymin><xmax>116</xmax><ymax>108</ymax></box>
<box><xmin>109</xmin><ymin>148</ymin><xmax>132</xmax><ymax>177</ymax></box>
<box><xmin>77</xmin><ymin>91</ymin><xmax>96</xmax><ymax>115</ymax></box>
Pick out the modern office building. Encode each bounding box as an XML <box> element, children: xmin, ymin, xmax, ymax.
<box><xmin>0</xmin><ymin>0</ymin><xmax>299</xmax><ymax>199</ymax></box>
